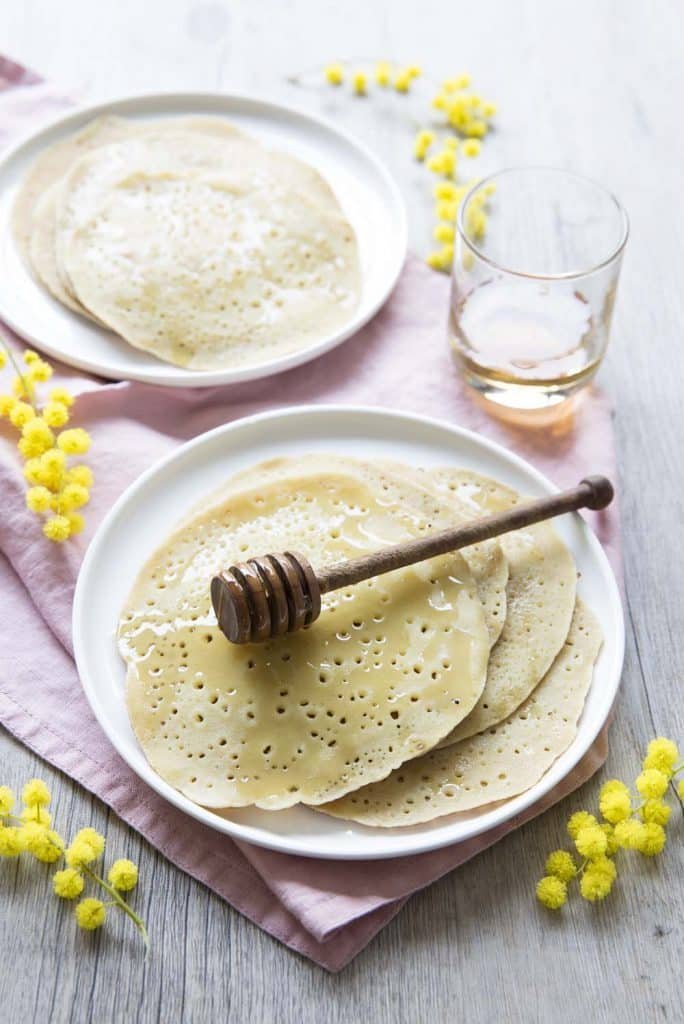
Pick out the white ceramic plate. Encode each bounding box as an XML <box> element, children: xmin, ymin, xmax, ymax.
<box><xmin>73</xmin><ymin>406</ymin><xmax>624</xmax><ymax>859</ymax></box>
<box><xmin>0</xmin><ymin>92</ymin><xmax>406</xmax><ymax>387</ymax></box>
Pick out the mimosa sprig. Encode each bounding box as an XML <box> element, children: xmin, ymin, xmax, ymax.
<box><xmin>0</xmin><ymin>778</ymin><xmax>147</xmax><ymax>947</ymax></box>
<box><xmin>537</xmin><ymin>737</ymin><xmax>683</xmax><ymax>909</ymax></box>
<box><xmin>0</xmin><ymin>337</ymin><xmax>93</xmax><ymax>541</ymax></box>
<box><xmin>289</xmin><ymin>59</ymin><xmax>498</xmax><ymax>272</ymax></box>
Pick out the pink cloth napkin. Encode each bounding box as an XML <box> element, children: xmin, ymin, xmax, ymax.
<box><xmin>0</xmin><ymin>62</ymin><xmax>619</xmax><ymax>970</ymax></box>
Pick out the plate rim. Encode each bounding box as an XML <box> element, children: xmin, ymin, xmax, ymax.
<box><xmin>72</xmin><ymin>404</ymin><xmax>625</xmax><ymax>859</ymax></box>
<box><xmin>0</xmin><ymin>89</ymin><xmax>407</xmax><ymax>387</ymax></box>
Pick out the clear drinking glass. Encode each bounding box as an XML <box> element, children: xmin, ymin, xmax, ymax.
<box><xmin>449</xmin><ymin>167</ymin><xmax>628</xmax><ymax>412</ymax></box>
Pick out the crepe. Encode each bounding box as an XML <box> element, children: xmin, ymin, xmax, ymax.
<box><xmin>13</xmin><ymin>114</ymin><xmax>360</xmax><ymax>367</ymax></box>
<box><xmin>320</xmin><ymin>599</ymin><xmax>601</xmax><ymax>826</ymax></box>
<box><xmin>13</xmin><ymin>114</ymin><xmax>331</xmax><ymax>266</ymax></box>
<box><xmin>13</xmin><ymin>116</ymin><xmax>140</xmax><ymax>263</ymax></box>
<box><xmin>345</xmin><ymin>460</ymin><xmax>576</xmax><ymax>745</ymax></box>
<box><xmin>119</xmin><ymin>467</ymin><xmax>491</xmax><ymax>810</ymax></box>
<box><xmin>14</xmin><ymin>116</ymin><xmax>139</xmax><ymax>321</ymax></box>
<box><xmin>182</xmin><ymin>454</ymin><xmax>510</xmax><ymax>650</ymax></box>
<box><xmin>28</xmin><ymin>185</ymin><xmax>100</xmax><ymax>319</ymax></box>
<box><xmin>54</xmin><ymin>131</ymin><xmax>359</xmax><ymax>368</ymax></box>
<box><xmin>426</xmin><ymin>468</ymin><xmax>577</xmax><ymax>744</ymax></box>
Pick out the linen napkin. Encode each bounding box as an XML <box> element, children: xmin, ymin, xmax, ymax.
<box><xmin>0</xmin><ymin>61</ymin><xmax>619</xmax><ymax>971</ymax></box>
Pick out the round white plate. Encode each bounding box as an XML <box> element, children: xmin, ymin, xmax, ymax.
<box><xmin>73</xmin><ymin>406</ymin><xmax>624</xmax><ymax>859</ymax></box>
<box><xmin>0</xmin><ymin>92</ymin><xmax>406</xmax><ymax>387</ymax></box>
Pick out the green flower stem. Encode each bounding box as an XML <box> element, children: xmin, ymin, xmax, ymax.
<box><xmin>0</xmin><ymin>337</ymin><xmax>35</xmax><ymax>408</ymax></box>
<box><xmin>7</xmin><ymin>805</ymin><xmax>48</xmax><ymax>828</ymax></box>
<box><xmin>81</xmin><ymin>863</ymin><xmax>149</xmax><ymax>950</ymax></box>
<box><xmin>6</xmin><ymin>811</ymin><xmax>43</xmax><ymax>827</ymax></box>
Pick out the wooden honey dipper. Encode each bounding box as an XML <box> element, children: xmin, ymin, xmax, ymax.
<box><xmin>210</xmin><ymin>475</ymin><xmax>614</xmax><ymax>645</ymax></box>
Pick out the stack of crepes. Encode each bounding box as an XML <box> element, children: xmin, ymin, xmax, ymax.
<box><xmin>12</xmin><ymin>115</ymin><xmax>360</xmax><ymax>370</ymax></box>
<box><xmin>118</xmin><ymin>454</ymin><xmax>601</xmax><ymax>827</ymax></box>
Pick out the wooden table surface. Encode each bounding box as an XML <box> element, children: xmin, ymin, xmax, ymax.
<box><xmin>2</xmin><ymin>2</ymin><xmax>683</xmax><ymax>1021</ymax></box>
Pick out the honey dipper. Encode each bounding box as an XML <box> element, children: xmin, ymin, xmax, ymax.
<box><xmin>210</xmin><ymin>475</ymin><xmax>613</xmax><ymax>645</ymax></box>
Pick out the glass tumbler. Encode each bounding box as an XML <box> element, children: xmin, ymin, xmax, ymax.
<box><xmin>449</xmin><ymin>167</ymin><xmax>629</xmax><ymax>411</ymax></box>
